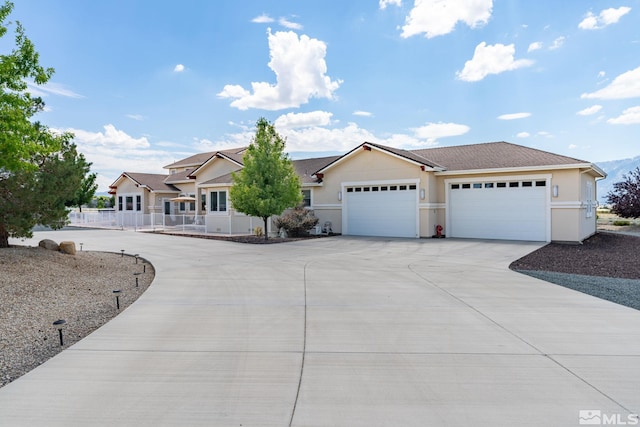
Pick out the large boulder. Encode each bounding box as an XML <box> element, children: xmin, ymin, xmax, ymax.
<box><xmin>59</xmin><ymin>241</ymin><xmax>76</xmax><ymax>255</ymax></box>
<box><xmin>38</xmin><ymin>239</ymin><xmax>59</xmax><ymax>251</ymax></box>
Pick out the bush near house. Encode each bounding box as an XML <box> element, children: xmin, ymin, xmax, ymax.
<box><xmin>274</xmin><ymin>207</ymin><xmax>319</xmax><ymax>237</ymax></box>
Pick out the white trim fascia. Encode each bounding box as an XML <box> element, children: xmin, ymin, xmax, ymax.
<box><xmin>302</xmin><ymin>182</ymin><xmax>323</xmax><ymax>187</ymax></box>
<box><xmin>551</xmin><ymin>201</ymin><xmax>582</xmax><ymax>209</ymax></box>
<box><xmin>189</xmin><ymin>154</ymin><xmax>243</xmax><ymax>178</ymax></box>
<box><xmin>435</xmin><ymin>164</ymin><xmax>596</xmax><ymax>176</ymax></box>
<box><xmin>312</xmin><ymin>204</ymin><xmax>342</xmax><ymax>209</ymax></box>
<box><xmin>197</xmin><ymin>182</ymin><xmax>232</xmax><ymax>189</ymax></box>
<box><xmin>420</xmin><ymin>203</ymin><xmax>445</xmax><ymax>209</ymax></box>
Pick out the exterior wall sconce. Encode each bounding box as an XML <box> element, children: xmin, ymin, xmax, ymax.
<box><xmin>420</xmin><ymin>189</ymin><xmax>425</xmax><ymax>200</ymax></box>
<box><xmin>552</xmin><ymin>185</ymin><xmax>559</xmax><ymax>197</ymax></box>
<box><xmin>338</xmin><ymin>191</ymin><xmax>342</xmax><ymax>201</ymax></box>
<box><xmin>53</xmin><ymin>319</ymin><xmax>66</xmax><ymax>346</ymax></box>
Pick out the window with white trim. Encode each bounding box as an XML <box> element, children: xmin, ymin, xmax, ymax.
<box><xmin>210</xmin><ymin>191</ymin><xmax>227</xmax><ymax>212</ymax></box>
<box><xmin>302</xmin><ymin>189</ymin><xmax>311</xmax><ymax>207</ymax></box>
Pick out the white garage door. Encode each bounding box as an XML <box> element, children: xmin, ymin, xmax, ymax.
<box><xmin>449</xmin><ymin>179</ymin><xmax>548</xmax><ymax>241</ymax></box>
<box><xmin>345</xmin><ymin>184</ymin><xmax>417</xmax><ymax>238</ymax></box>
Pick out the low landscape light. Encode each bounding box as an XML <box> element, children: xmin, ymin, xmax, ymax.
<box><xmin>113</xmin><ymin>290</ymin><xmax>123</xmax><ymax>310</ymax></box>
<box><xmin>134</xmin><ymin>272</ymin><xmax>142</xmax><ymax>287</ymax></box>
<box><xmin>120</xmin><ymin>249</ymin><xmax>125</xmax><ymax>258</ymax></box>
<box><xmin>52</xmin><ymin>319</ymin><xmax>66</xmax><ymax>346</ymax></box>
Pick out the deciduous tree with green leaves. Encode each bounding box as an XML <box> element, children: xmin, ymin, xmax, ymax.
<box><xmin>0</xmin><ymin>1</ymin><xmax>90</xmax><ymax>247</ymax></box>
<box><xmin>607</xmin><ymin>167</ymin><xmax>640</xmax><ymax>219</ymax></box>
<box><xmin>230</xmin><ymin>118</ymin><xmax>302</xmax><ymax>240</ymax></box>
<box><xmin>67</xmin><ymin>171</ymin><xmax>97</xmax><ymax>212</ymax></box>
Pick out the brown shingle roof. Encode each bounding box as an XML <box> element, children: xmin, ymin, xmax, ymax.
<box><xmin>411</xmin><ymin>141</ymin><xmax>590</xmax><ymax>171</ymax></box>
<box><xmin>367</xmin><ymin>142</ymin><xmax>445</xmax><ymax>169</ymax></box>
<box><xmin>294</xmin><ymin>155</ymin><xmax>341</xmax><ymax>183</ymax></box>
<box><xmin>120</xmin><ymin>173</ymin><xmax>179</xmax><ymax>192</ymax></box>
<box><xmin>164</xmin><ymin>169</ymin><xmax>195</xmax><ymax>184</ymax></box>
<box><xmin>164</xmin><ymin>147</ymin><xmax>247</xmax><ymax>169</ymax></box>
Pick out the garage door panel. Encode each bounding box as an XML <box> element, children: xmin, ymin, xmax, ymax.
<box><xmin>346</xmin><ymin>188</ymin><xmax>416</xmax><ymax>238</ymax></box>
<box><xmin>449</xmin><ymin>185</ymin><xmax>547</xmax><ymax>241</ymax></box>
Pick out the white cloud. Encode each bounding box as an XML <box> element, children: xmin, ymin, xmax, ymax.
<box><xmin>252</xmin><ymin>14</ymin><xmax>274</xmax><ymax>24</ymax></box>
<box><xmin>537</xmin><ymin>131</ymin><xmax>553</xmax><ymax>138</ymax></box>
<box><xmin>218</xmin><ymin>30</ymin><xmax>342</xmax><ymax>110</ymax></box>
<box><xmin>174</xmin><ymin>64</ymin><xmax>185</xmax><ymax>72</ymax></box>
<box><xmin>516</xmin><ymin>132</ymin><xmax>530</xmax><ymax>138</ymax></box>
<box><xmin>549</xmin><ymin>36</ymin><xmax>565</xmax><ymax>50</ymax></box>
<box><xmin>279</xmin><ymin>17</ymin><xmax>303</xmax><ymax>30</ymax></box>
<box><xmin>456</xmin><ymin>42</ymin><xmax>534</xmax><ymax>82</ymax></box>
<box><xmin>60</xmin><ymin>125</ymin><xmax>176</xmax><ymax>190</ymax></box>
<box><xmin>274</xmin><ymin>111</ymin><xmax>333</xmax><ymax>129</ymax></box>
<box><xmin>70</xmin><ymin>124</ymin><xmax>150</xmax><ymax>148</ymax></box>
<box><xmin>410</xmin><ymin>122</ymin><xmax>470</xmax><ymax>143</ymax></box>
<box><xmin>607</xmin><ymin>106</ymin><xmax>640</xmax><ymax>124</ymax></box>
<box><xmin>497</xmin><ymin>112</ymin><xmax>531</xmax><ymax>120</ymax></box>
<box><xmin>27</xmin><ymin>81</ymin><xmax>84</xmax><ymax>98</ymax></box>
<box><xmin>581</xmin><ymin>66</ymin><xmax>640</xmax><ymax>100</ymax></box>
<box><xmin>353</xmin><ymin>110</ymin><xmax>373</xmax><ymax>117</ymax></box>
<box><xmin>527</xmin><ymin>41</ymin><xmax>542</xmax><ymax>52</ymax></box>
<box><xmin>579</xmin><ymin>7</ymin><xmax>631</xmax><ymax>30</ymax></box>
<box><xmin>568</xmin><ymin>144</ymin><xmax>578</xmax><ymax>149</ymax></box>
<box><xmin>598</xmin><ymin>71</ymin><xmax>606</xmax><ymax>78</ymax></box>
<box><xmin>379</xmin><ymin>0</ymin><xmax>402</xmax><ymax>9</ymax></box>
<box><xmin>126</xmin><ymin>114</ymin><xmax>144</xmax><ymax>121</ymax></box>
<box><xmin>576</xmin><ymin>105</ymin><xmax>602</xmax><ymax>116</ymax></box>
<box><xmin>400</xmin><ymin>0</ymin><xmax>493</xmax><ymax>39</ymax></box>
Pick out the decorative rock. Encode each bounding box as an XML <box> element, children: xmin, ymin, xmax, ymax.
<box><xmin>38</xmin><ymin>239</ymin><xmax>59</xmax><ymax>251</ymax></box>
<box><xmin>59</xmin><ymin>241</ymin><xmax>76</xmax><ymax>255</ymax></box>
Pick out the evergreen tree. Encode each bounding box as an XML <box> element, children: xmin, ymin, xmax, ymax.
<box><xmin>230</xmin><ymin>118</ymin><xmax>302</xmax><ymax>240</ymax></box>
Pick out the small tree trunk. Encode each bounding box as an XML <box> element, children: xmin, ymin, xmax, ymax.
<box><xmin>0</xmin><ymin>223</ymin><xmax>9</xmax><ymax>248</ymax></box>
<box><xmin>79</xmin><ymin>205</ymin><xmax>83</xmax><ymax>213</ymax></box>
<box><xmin>263</xmin><ymin>216</ymin><xmax>269</xmax><ymax>240</ymax></box>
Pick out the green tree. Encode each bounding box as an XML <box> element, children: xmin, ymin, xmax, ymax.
<box><xmin>0</xmin><ymin>1</ymin><xmax>87</xmax><ymax>247</ymax></box>
<box><xmin>607</xmin><ymin>167</ymin><xmax>640</xmax><ymax>219</ymax></box>
<box><xmin>67</xmin><ymin>169</ymin><xmax>97</xmax><ymax>212</ymax></box>
<box><xmin>0</xmin><ymin>1</ymin><xmax>59</xmax><ymax>173</ymax></box>
<box><xmin>230</xmin><ymin>118</ymin><xmax>302</xmax><ymax>240</ymax></box>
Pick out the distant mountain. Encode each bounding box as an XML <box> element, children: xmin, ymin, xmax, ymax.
<box><xmin>595</xmin><ymin>155</ymin><xmax>640</xmax><ymax>204</ymax></box>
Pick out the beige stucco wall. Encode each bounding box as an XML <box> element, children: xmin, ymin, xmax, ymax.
<box><xmin>195</xmin><ymin>158</ymin><xmax>242</xmax><ymax>183</ymax></box>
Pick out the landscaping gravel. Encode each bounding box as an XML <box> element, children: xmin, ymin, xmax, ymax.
<box><xmin>510</xmin><ymin>231</ymin><xmax>640</xmax><ymax>311</ymax></box>
<box><xmin>0</xmin><ymin>245</ymin><xmax>154</xmax><ymax>388</ymax></box>
<box><xmin>517</xmin><ymin>270</ymin><xmax>640</xmax><ymax>311</ymax></box>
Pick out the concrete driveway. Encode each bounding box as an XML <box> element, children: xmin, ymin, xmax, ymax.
<box><xmin>1</xmin><ymin>230</ymin><xmax>639</xmax><ymax>426</ymax></box>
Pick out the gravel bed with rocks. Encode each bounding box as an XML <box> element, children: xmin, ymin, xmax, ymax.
<box><xmin>510</xmin><ymin>232</ymin><xmax>640</xmax><ymax>311</ymax></box>
<box><xmin>0</xmin><ymin>245</ymin><xmax>154</xmax><ymax>388</ymax></box>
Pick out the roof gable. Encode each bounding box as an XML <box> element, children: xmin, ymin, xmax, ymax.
<box><xmin>316</xmin><ymin>142</ymin><xmax>444</xmax><ymax>175</ymax></box>
<box><xmin>110</xmin><ymin>172</ymin><xmax>179</xmax><ymax>193</ymax></box>
<box><xmin>187</xmin><ymin>147</ymin><xmax>247</xmax><ymax>178</ymax></box>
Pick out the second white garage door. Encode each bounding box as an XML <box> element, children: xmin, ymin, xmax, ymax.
<box><xmin>345</xmin><ymin>184</ymin><xmax>417</xmax><ymax>238</ymax></box>
<box><xmin>448</xmin><ymin>179</ymin><xmax>548</xmax><ymax>241</ymax></box>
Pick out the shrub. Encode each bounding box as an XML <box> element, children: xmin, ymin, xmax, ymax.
<box><xmin>613</xmin><ymin>220</ymin><xmax>631</xmax><ymax>226</ymax></box>
<box><xmin>274</xmin><ymin>207</ymin><xmax>319</xmax><ymax>237</ymax></box>
<box><xmin>253</xmin><ymin>226</ymin><xmax>264</xmax><ymax>237</ymax></box>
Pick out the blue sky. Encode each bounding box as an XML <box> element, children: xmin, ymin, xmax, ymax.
<box><xmin>10</xmin><ymin>1</ymin><xmax>640</xmax><ymax>190</ymax></box>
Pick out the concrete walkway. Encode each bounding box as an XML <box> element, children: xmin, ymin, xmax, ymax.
<box><xmin>1</xmin><ymin>230</ymin><xmax>639</xmax><ymax>426</ymax></box>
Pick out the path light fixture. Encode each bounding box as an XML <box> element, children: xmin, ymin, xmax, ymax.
<box><xmin>134</xmin><ymin>254</ymin><xmax>139</xmax><ymax>264</ymax></box>
<box><xmin>79</xmin><ymin>243</ymin><xmax>83</xmax><ymax>251</ymax></box>
<box><xmin>134</xmin><ymin>272</ymin><xmax>142</xmax><ymax>287</ymax></box>
<box><xmin>143</xmin><ymin>262</ymin><xmax>147</xmax><ymax>273</ymax></box>
<box><xmin>52</xmin><ymin>319</ymin><xmax>66</xmax><ymax>346</ymax></box>
<box><xmin>113</xmin><ymin>290</ymin><xmax>122</xmax><ymax>310</ymax></box>
<box><xmin>120</xmin><ymin>249</ymin><xmax>125</xmax><ymax>258</ymax></box>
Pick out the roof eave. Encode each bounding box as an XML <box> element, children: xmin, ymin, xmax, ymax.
<box><xmin>434</xmin><ymin>163</ymin><xmax>602</xmax><ymax>176</ymax></box>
